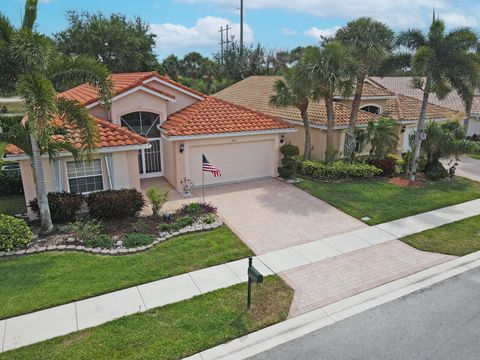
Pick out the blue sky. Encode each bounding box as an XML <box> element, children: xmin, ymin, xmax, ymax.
<box><xmin>3</xmin><ymin>0</ymin><xmax>480</xmax><ymax>59</ymax></box>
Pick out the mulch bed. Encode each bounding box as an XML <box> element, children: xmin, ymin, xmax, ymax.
<box><xmin>389</xmin><ymin>176</ymin><xmax>426</xmax><ymax>188</ymax></box>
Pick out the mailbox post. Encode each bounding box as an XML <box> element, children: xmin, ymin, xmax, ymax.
<box><xmin>247</xmin><ymin>256</ymin><xmax>263</xmax><ymax>309</ymax></box>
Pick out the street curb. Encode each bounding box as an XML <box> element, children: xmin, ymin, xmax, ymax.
<box><xmin>184</xmin><ymin>249</ymin><xmax>480</xmax><ymax>360</ymax></box>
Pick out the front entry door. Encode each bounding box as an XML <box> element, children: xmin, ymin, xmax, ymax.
<box><xmin>121</xmin><ymin>112</ymin><xmax>163</xmax><ymax>178</ymax></box>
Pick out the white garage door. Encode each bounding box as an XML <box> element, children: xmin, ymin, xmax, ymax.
<box><xmin>189</xmin><ymin>140</ymin><xmax>275</xmax><ymax>186</ymax></box>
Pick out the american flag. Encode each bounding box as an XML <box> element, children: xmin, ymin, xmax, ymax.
<box><xmin>203</xmin><ymin>155</ymin><xmax>221</xmax><ymax>177</ymax></box>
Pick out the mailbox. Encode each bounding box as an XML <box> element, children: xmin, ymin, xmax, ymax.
<box><xmin>248</xmin><ymin>266</ymin><xmax>263</xmax><ymax>284</ymax></box>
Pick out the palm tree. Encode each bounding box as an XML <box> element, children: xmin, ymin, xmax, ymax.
<box><xmin>269</xmin><ymin>62</ymin><xmax>315</xmax><ymax>159</ymax></box>
<box><xmin>1</xmin><ymin>1</ymin><xmax>113</xmax><ymax>233</ymax></box>
<box><xmin>362</xmin><ymin>118</ymin><xmax>399</xmax><ymax>160</ymax></box>
<box><xmin>303</xmin><ymin>41</ymin><xmax>357</xmax><ymax>162</ymax></box>
<box><xmin>396</xmin><ymin>15</ymin><xmax>479</xmax><ymax>181</ymax></box>
<box><xmin>335</xmin><ymin>18</ymin><xmax>395</xmax><ymax>160</ymax></box>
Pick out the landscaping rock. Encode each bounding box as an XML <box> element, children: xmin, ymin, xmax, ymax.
<box><xmin>100</xmin><ymin>249</ymin><xmax>110</xmax><ymax>255</ymax></box>
<box><xmin>115</xmin><ymin>240</ymin><xmax>123</xmax><ymax>247</ymax></box>
<box><xmin>109</xmin><ymin>249</ymin><xmax>119</xmax><ymax>255</ymax></box>
<box><xmin>92</xmin><ymin>248</ymin><xmax>101</xmax><ymax>254</ymax></box>
<box><xmin>118</xmin><ymin>249</ymin><xmax>128</xmax><ymax>254</ymax></box>
<box><xmin>76</xmin><ymin>246</ymin><xmax>85</xmax><ymax>251</ymax></box>
<box><xmin>128</xmin><ymin>248</ymin><xmax>137</xmax><ymax>253</ymax></box>
<box><xmin>66</xmin><ymin>237</ymin><xmax>75</xmax><ymax>244</ymax></box>
<box><xmin>66</xmin><ymin>245</ymin><xmax>76</xmax><ymax>250</ymax></box>
<box><xmin>15</xmin><ymin>250</ymin><xmax>26</xmax><ymax>255</ymax></box>
<box><xmin>46</xmin><ymin>245</ymin><xmax>57</xmax><ymax>251</ymax></box>
<box><xmin>57</xmin><ymin>245</ymin><xmax>67</xmax><ymax>250</ymax></box>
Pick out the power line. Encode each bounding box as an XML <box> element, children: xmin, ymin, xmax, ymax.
<box><xmin>218</xmin><ymin>24</ymin><xmax>231</xmax><ymax>65</ymax></box>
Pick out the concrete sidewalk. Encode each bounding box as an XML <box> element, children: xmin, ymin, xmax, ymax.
<box><xmin>1</xmin><ymin>198</ymin><xmax>479</xmax><ymax>353</ymax></box>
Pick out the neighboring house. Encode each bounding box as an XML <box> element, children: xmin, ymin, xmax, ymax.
<box><xmin>368</xmin><ymin>76</ymin><xmax>480</xmax><ymax>136</ymax></box>
<box><xmin>3</xmin><ymin>72</ymin><xmax>295</xmax><ymax>219</ymax></box>
<box><xmin>215</xmin><ymin>75</ymin><xmax>457</xmax><ymax>157</ymax></box>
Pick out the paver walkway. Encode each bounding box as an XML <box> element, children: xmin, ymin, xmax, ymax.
<box><xmin>143</xmin><ymin>178</ymin><xmax>367</xmax><ymax>254</ymax></box>
<box><xmin>282</xmin><ymin>240</ymin><xmax>454</xmax><ymax>318</ymax></box>
<box><xmin>1</xmin><ymin>198</ymin><xmax>479</xmax><ymax>353</ymax></box>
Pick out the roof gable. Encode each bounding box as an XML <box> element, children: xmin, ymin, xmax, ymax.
<box><xmin>161</xmin><ymin>96</ymin><xmax>294</xmax><ymax>137</ymax></box>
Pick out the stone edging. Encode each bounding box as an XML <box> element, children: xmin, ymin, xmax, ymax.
<box><xmin>0</xmin><ymin>218</ymin><xmax>224</xmax><ymax>259</ymax></box>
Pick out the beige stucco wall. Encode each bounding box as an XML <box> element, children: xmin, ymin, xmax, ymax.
<box><xmin>162</xmin><ymin>138</ymin><xmax>177</xmax><ymax>187</ymax></box>
<box><xmin>145</xmin><ymin>79</ymin><xmax>198</xmax><ymax>115</ymax></box>
<box><xmin>87</xmin><ymin>104</ymin><xmax>108</xmax><ymax>120</ymax></box>
<box><xmin>110</xmin><ymin>91</ymin><xmax>168</xmax><ymax>126</ymax></box>
<box><xmin>19</xmin><ymin>150</ymin><xmax>141</xmax><ymax>220</ymax></box>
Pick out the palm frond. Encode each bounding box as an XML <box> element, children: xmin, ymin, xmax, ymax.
<box><xmin>55</xmin><ymin>97</ymin><xmax>99</xmax><ymax>158</ymax></box>
<box><xmin>269</xmin><ymin>79</ymin><xmax>294</xmax><ymax>108</ymax></box>
<box><xmin>47</xmin><ymin>55</ymin><xmax>113</xmax><ymax>106</ymax></box>
<box><xmin>396</xmin><ymin>29</ymin><xmax>426</xmax><ymax>49</ymax></box>
<box><xmin>17</xmin><ymin>72</ymin><xmax>57</xmax><ymax>149</ymax></box>
<box><xmin>10</xmin><ymin>29</ymin><xmax>51</xmax><ymax>74</ymax></box>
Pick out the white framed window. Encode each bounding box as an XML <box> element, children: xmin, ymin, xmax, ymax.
<box><xmin>360</xmin><ymin>105</ymin><xmax>381</xmax><ymax>115</ymax></box>
<box><xmin>66</xmin><ymin>159</ymin><xmax>104</xmax><ymax>194</ymax></box>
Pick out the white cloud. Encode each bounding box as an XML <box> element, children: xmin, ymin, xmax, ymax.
<box><xmin>281</xmin><ymin>28</ymin><xmax>298</xmax><ymax>36</ymax></box>
<box><xmin>177</xmin><ymin>0</ymin><xmax>477</xmax><ymax>29</ymax></box>
<box><xmin>305</xmin><ymin>26</ymin><xmax>340</xmax><ymax>40</ymax></box>
<box><xmin>442</xmin><ymin>13</ymin><xmax>479</xmax><ymax>27</ymax></box>
<box><xmin>150</xmin><ymin>16</ymin><xmax>254</xmax><ymax>51</ymax></box>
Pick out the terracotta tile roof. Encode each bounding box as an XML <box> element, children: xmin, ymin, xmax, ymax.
<box><xmin>161</xmin><ymin>96</ymin><xmax>294</xmax><ymax>137</ymax></box>
<box><xmin>367</xmin><ymin>76</ymin><xmax>471</xmax><ymax>113</ymax></box>
<box><xmin>335</xmin><ymin>82</ymin><xmax>396</xmax><ymax>98</ymax></box>
<box><xmin>58</xmin><ymin>71</ymin><xmax>205</xmax><ymax>106</ymax></box>
<box><xmin>214</xmin><ymin>76</ymin><xmax>379</xmax><ymax>127</ymax></box>
<box><xmin>4</xmin><ymin>116</ymin><xmax>148</xmax><ymax>156</ymax></box>
<box><xmin>383</xmin><ymin>94</ymin><xmax>455</xmax><ymax>122</ymax></box>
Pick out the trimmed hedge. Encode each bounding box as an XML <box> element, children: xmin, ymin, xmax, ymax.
<box><xmin>0</xmin><ymin>214</ymin><xmax>32</xmax><ymax>251</ymax></box>
<box><xmin>87</xmin><ymin>189</ymin><xmax>145</xmax><ymax>219</ymax></box>
<box><xmin>0</xmin><ymin>170</ymin><xmax>22</xmax><ymax>195</ymax></box>
<box><xmin>299</xmin><ymin>160</ymin><xmax>382</xmax><ymax>180</ymax></box>
<box><xmin>29</xmin><ymin>192</ymin><xmax>85</xmax><ymax>223</ymax></box>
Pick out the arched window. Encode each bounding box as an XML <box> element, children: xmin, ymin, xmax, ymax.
<box><xmin>120</xmin><ymin>112</ymin><xmax>160</xmax><ymax>138</ymax></box>
<box><xmin>360</xmin><ymin>105</ymin><xmax>381</xmax><ymax>115</ymax></box>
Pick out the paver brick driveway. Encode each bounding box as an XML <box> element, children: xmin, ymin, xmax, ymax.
<box><xmin>182</xmin><ymin>179</ymin><xmax>367</xmax><ymax>254</ymax></box>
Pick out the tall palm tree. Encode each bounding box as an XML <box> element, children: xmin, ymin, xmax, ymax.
<box><xmin>270</xmin><ymin>62</ymin><xmax>315</xmax><ymax>159</ymax></box>
<box><xmin>396</xmin><ymin>15</ymin><xmax>479</xmax><ymax>181</ymax></box>
<box><xmin>304</xmin><ymin>41</ymin><xmax>357</xmax><ymax>162</ymax></box>
<box><xmin>335</xmin><ymin>18</ymin><xmax>395</xmax><ymax>160</ymax></box>
<box><xmin>1</xmin><ymin>1</ymin><xmax>113</xmax><ymax>233</ymax></box>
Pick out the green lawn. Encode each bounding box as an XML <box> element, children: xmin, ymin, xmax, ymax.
<box><xmin>0</xmin><ymin>142</ymin><xmax>6</xmax><ymax>157</ymax></box>
<box><xmin>0</xmin><ymin>101</ymin><xmax>25</xmax><ymax>114</ymax></box>
<box><xmin>0</xmin><ymin>194</ymin><xmax>26</xmax><ymax>215</ymax></box>
<box><xmin>0</xmin><ymin>225</ymin><xmax>253</xmax><ymax>319</ymax></box>
<box><xmin>403</xmin><ymin>215</ymin><xmax>480</xmax><ymax>256</ymax></box>
<box><xmin>0</xmin><ymin>276</ymin><xmax>293</xmax><ymax>360</ymax></box>
<box><xmin>469</xmin><ymin>153</ymin><xmax>480</xmax><ymax>160</ymax></box>
<box><xmin>296</xmin><ymin>177</ymin><xmax>480</xmax><ymax>225</ymax></box>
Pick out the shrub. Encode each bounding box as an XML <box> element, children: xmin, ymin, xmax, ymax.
<box><xmin>132</xmin><ymin>219</ymin><xmax>149</xmax><ymax>233</ymax></box>
<box><xmin>424</xmin><ymin>162</ymin><xmax>448</xmax><ymax>180</ymax></box>
<box><xmin>87</xmin><ymin>189</ymin><xmax>145</xmax><ymax>219</ymax></box>
<box><xmin>278</xmin><ymin>144</ymin><xmax>300</xmax><ymax>179</ymax></box>
<box><xmin>367</xmin><ymin>158</ymin><xmax>396</xmax><ymax>176</ymax></box>
<box><xmin>0</xmin><ymin>215</ymin><xmax>32</xmax><ymax>251</ymax></box>
<box><xmin>0</xmin><ymin>170</ymin><xmax>22</xmax><ymax>195</ymax></box>
<box><xmin>179</xmin><ymin>202</ymin><xmax>217</xmax><ymax>217</ymax></box>
<box><xmin>202</xmin><ymin>213</ymin><xmax>217</xmax><ymax>224</ymax></box>
<box><xmin>146</xmin><ymin>187</ymin><xmax>169</xmax><ymax>216</ymax></box>
<box><xmin>298</xmin><ymin>160</ymin><xmax>382</xmax><ymax>180</ymax></box>
<box><xmin>122</xmin><ymin>233</ymin><xmax>154</xmax><ymax>248</ymax></box>
<box><xmin>280</xmin><ymin>144</ymin><xmax>300</xmax><ymax>158</ymax></box>
<box><xmin>159</xmin><ymin>216</ymin><xmax>194</xmax><ymax>232</ymax></box>
<box><xmin>68</xmin><ymin>219</ymin><xmax>103</xmax><ymax>243</ymax></box>
<box><xmin>30</xmin><ymin>192</ymin><xmax>85</xmax><ymax>223</ymax></box>
<box><xmin>85</xmin><ymin>234</ymin><xmax>114</xmax><ymax>249</ymax></box>
<box><xmin>387</xmin><ymin>154</ymin><xmax>405</xmax><ymax>176</ymax></box>
<box><xmin>402</xmin><ymin>152</ymin><xmax>427</xmax><ymax>174</ymax></box>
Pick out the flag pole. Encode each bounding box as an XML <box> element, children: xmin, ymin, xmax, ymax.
<box><xmin>202</xmin><ymin>154</ymin><xmax>205</xmax><ymax>202</ymax></box>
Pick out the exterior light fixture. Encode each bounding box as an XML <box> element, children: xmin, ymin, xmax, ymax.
<box><xmin>179</xmin><ymin>143</ymin><xmax>185</xmax><ymax>153</ymax></box>
<box><xmin>401</xmin><ymin>126</ymin><xmax>407</xmax><ymax>133</ymax></box>
<box><xmin>280</xmin><ymin>134</ymin><xmax>285</xmax><ymax>144</ymax></box>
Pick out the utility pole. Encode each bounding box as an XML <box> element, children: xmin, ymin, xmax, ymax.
<box><xmin>218</xmin><ymin>26</ymin><xmax>224</xmax><ymax>65</ymax></box>
<box><xmin>218</xmin><ymin>25</ymin><xmax>231</xmax><ymax>65</ymax></box>
<box><xmin>239</xmin><ymin>0</ymin><xmax>244</xmax><ymax>56</ymax></box>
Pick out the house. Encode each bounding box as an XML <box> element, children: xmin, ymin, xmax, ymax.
<box><xmin>3</xmin><ymin>72</ymin><xmax>295</xmax><ymax>219</ymax></box>
<box><xmin>368</xmin><ymin>76</ymin><xmax>480</xmax><ymax>136</ymax></box>
<box><xmin>214</xmin><ymin>76</ymin><xmax>458</xmax><ymax>157</ymax></box>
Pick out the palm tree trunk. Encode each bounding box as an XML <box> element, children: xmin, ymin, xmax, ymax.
<box><xmin>325</xmin><ymin>96</ymin><xmax>335</xmax><ymax>163</ymax></box>
<box><xmin>409</xmin><ymin>75</ymin><xmax>432</xmax><ymax>181</ymax></box>
<box><xmin>30</xmin><ymin>134</ymin><xmax>53</xmax><ymax>233</ymax></box>
<box><xmin>300</xmin><ymin>106</ymin><xmax>312</xmax><ymax>160</ymax></box>
<box><xmin>345</xmin><ymin>72</ymin><xmax>367</xmax><ymax>161</ymax></box>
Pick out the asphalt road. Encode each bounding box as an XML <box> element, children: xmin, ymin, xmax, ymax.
<box><xmin>249</xmin><ymin>267</ymin><xmax>480</xmax><ymax>360</ymax></box>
